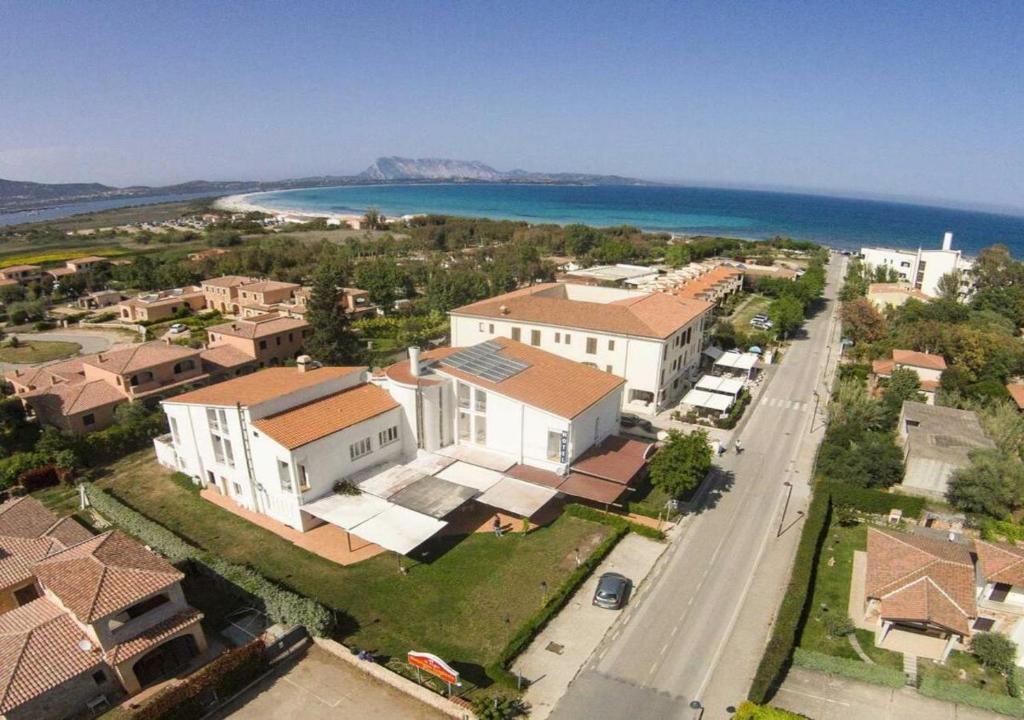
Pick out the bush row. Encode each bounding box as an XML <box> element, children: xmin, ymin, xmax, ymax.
<box><xmin>981</xmin><ymin>519</ymin><xmax>1024</xmax><ymax>545</ymax></box>
<box><xmin>128</xmin><ymin>640</ymin><xmax>266</xmax><ymax>720</ymax></box>
<box><xmin>791</xmin><ymin>648</ymin><xmax>904</xmax><ymax>688</ymax></box>
<box><xmin>918</xmin><ymin>676</ymin><xmax>1024</xmax><ymax>718</ymax></box>
<box><xmin>83</xmin><ymin>483</ymin><xmax>336</xmax><ymax>636</ymax></box>
<box><xmin>748</xmin><ymin>488</ymin><xmax>833</xmax><ymax>704</ymax></box>
<box><xmin>718</xmin><ymin>389</ymin><xmax>753</xmax><ymax>430</ymax></box>
<box><xmin>487</xmin><ymin>525</ymin><xmax>628</xmax><ymax>686</ymax></box>
<box><xmin>732</xmin><ymin>701</ymin><xmax>808</xmax><ymax>719</ymax></box>
<box><xmin>563</xmin><ymin>502</ymin><xmax>666</xmax><ymax>541</ymax></box>
<box><xmin>824</xmin><ymin>482</ymin><xmax>925</xmax><ymax>519</ymax></box>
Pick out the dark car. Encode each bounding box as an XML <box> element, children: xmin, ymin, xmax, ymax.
<box><xmin>593</xmin><ymin>572</ymin><xmax>630</xmax><ymax>609</ymax></box>
<box><xmin>620</xmin><ymin>414</ymin><xmax>639</xmax><ymax>428</ymax></box>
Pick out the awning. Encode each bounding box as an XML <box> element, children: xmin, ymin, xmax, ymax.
<box><xmin>703</xmin><ymin>346</ymin><xmax>724</xmax><ymax>361</ymax></box>
<box><xmin>695</xmin><ymin>375</ymin><xmax>745</xmax><ymax>397</ymax></box>
<box><xmin>350</xmin><ymin>505</ymin><xmax>448</xmax><ymax>555</ymax></box>
<box><xmin>357</xmin><ymin>463</ymin><xmax>428</xmax><ymax>500</ymax></box>
<box><xmin>570</xmin><ymin>435</ymin><xmax>653</xmax><ymax>485</ymax></box>
<box><xmin>505</xmin><ymin>463</ymin><xmax>564</xmax><ymax>489</ymax></box>
<box><xmin>558</xmin><ymin>473</ymin><xmax>629</xmax><ymax>504</ymax></box>
<box><xmin>437</xmin><ymin>444</ymin><xmax>516</xmax><ymax>472</ymax></box>
<box><xmin>477</xmin><ymin>477</ymin><xmax>557</xmax><ymax>517</ymax></box>
<box><xmin>435</xmin><ymin>461</ymin><xmax>505</xmax><ymax>492</ymax></box>
<box><xmin>302</xmin><ymin>492</ymin><xmax>392</xmax><ymax>530</ymax></box>
<box><xmin>389</xmin><ymin>476</ymin><xmax>478</xmax><ymax>518</ymax></box>
<box><xmin>681</xmin><ymin>389</ymin><xmax>734</xmax><ymax>412</ymax></box>
<box><xmin>714</xmin><ymin>351</ymin><xmax>758</xmax><ymax>371</ymax></box>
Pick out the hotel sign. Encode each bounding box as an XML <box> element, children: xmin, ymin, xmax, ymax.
<box><xmin>407</xmin><ymin>651</ymin><xmax>460</xmax><ymax>688</ymax></box>
<box><xmin>559</xmin><ymin>431</ymin><xmax>569</xmax><ymax>463</ymax></box>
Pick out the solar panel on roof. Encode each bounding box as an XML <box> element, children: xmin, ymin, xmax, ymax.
<box><xmin>443</xmin><ymin>341</ymin><xmax>529</xmax><ymax>382</ymax></box>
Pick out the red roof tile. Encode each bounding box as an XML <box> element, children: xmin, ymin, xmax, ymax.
<box><xmin>571</xmin><ymin>435</ymin><xmax>653</xmax><ymax>484</ymax></box>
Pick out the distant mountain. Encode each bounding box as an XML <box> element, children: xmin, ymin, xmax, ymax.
<box><xmin>0</xmin><ymin>157</ymin><xmax>653</xmax><ymax>214</ymax></box>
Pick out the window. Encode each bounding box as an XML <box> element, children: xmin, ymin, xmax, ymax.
<box><xmin>973</xmin><ymin>617</ymin><xmax>996</xmax><ymax>632</ymax></box>
<box><xmin>92</xmin><ymin>669</ymin><xmax>107</xmax><ymax>686</ymax></box>
<box><xmin>990</xmin><ymin>583</ymin><xmax>1013</xmax><ymax>603</ymax></box>
<box><xmin>83</xmin><ymin>413</ymin><xmax>96</xmax><ymax>426</ymax></box>
<box><xmin>564</xmin><ymin>333</ymin><xmax>571</xmax><ymax>344</ymax></box>
<box><xmin>458</xmin><ymin>411</ymin><xmax>471</xmax><ymax>441</ymax></box>
<box><xmin>278</xmin><ymin>460</ymin><xmax>293</xmax><ymax>492</ymax></box>
<box><xmin>379</xmin><ymin>426</ymin><xmax>399</xmax><ymax>446</ymax></box>
<box><xmin>125</xmin><ymin>593</ymin><xmax>169</xmax><ymax>619</ymax></box>
<box><xmin>212</xmin><ymin>436</ymin><xmax>224</xmax><ymax>464</ymax></box>
<box><xmin>582</xmin><ymin>362</ymin><xmax>597</xmax><ymax>368</ymax></box>
<box><xmin>530</xmin><ymin>329</ymin><xmax>541</xmax><ymax>346</ymax></box>
<box><xmin>586</xmin><ymin>337</ymin><xmax>597</xmax><ymax>354</ymax></box>
<box><xmin>457</xmin><ymin>383</ymin><xmax>470</xmax><ymax>409</ymax></box>
<box><xmin>511</xmin><ymin>327</ymin><xmax>521</xmax><ymax>342</ymax></box>
<box><xmin>223</xmin><ymin>438</ymin><xmax>235</xmax><ymax>468</ymax></box>
<box><xmin>276</xmin><ymin>336</ymin><xmax>281</xmax><ymax>346</ymax></box>
<box><xmin>206</xmin><ymin>471</ymin><xmax>215</xmax><ymax>486</ymax></box>
<box><xmin>350</xmin><ymin>437</ymin><xmax>372</xmax><ymax>460</ymax></box>
<box><xmin>478</xmin><ymin>322</ymin><xmax>485</xmax><ymax>331</ymax></box>
<box><xmin>555</xmin><ymin>332</ymin><xmax>561</xmax><ymax>343</ymax></box>
<box><xmin>547</xmin><ymin>430</ymin><xmax>562</xmax><ymax>461</ymax></box>
<box><xmin>169</xmin><ymin>417</ymin><xmax>180</xmax><ymax>444</ymax></box>
<box><xmin>232</xmin><ymin>481</ymin><xmax>243</xmax><ymax>496</ymax></box>
<box><xmin>474</xmin><ymin>416</ymin><xmax>486</xmax><ymax>444</ymax></box>
<box><xmin>206</xmin><ymin>408</ymin><xmax>220</xmax><ymax>432</ymax></box>
<box><xmin>474</xmin><ymin>389</ymin><xmax>487</xmax><ymax>412</ymax></box>
<box><xmin>488</xmin><ymin>323</ymin><xmax>494</xmax><ymax>333</ymax></box>
<box><xmin>288</xmin><ymin>332</ymin><xmax>293</xmax><ymax>342</ymax></box>
<box><xmin>298</xmin><ymin>464</ymin><xmax>310</xmax><ymax>491</ymax></box>
<box><xmin>259</xmin><ymin>340</ymin><xmax>267</xmax><ymax>350</ymax></box>
<box><xmin>608</xmin><ymin>339</ymin><xmax>615</xmax><ymax>351</ymax></box>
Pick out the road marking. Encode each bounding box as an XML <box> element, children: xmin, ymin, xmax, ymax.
<box><xmin>282</xmin><ymin>676</ymin><xmax>341</xmax><ymax>707</ymax></box>
<box><xmin>670</xmin><ymin>625</ymin><xmax>680</xmax><ymax>638</ymax></box>
<box><xmin>777</xmin><ymin>686</ymin><xmax>851</xmax><ymax>707</ymax></box>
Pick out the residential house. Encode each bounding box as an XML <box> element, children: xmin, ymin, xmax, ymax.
<box><xmin>861</xmin><ymin>233</ymin><xmax>974</xmax><ymax>298</ymax></box>
<box><xmin>449</xmin><ymin>283</ymin><xmax>714</xmax><ymax>413</ymax></box>
<box><xmin>236</xmin><ymin>280</ymin><xmax>302</xmax><ymax>310</ymax></box>
<box><xmin>206</xmin><ymin>313</ymin><xmax>311</xmax><ymax>368</ymax></box>
<box><xmin>0</xmin><ymin>496</ymin><xmax>206</xmax><ymax>720</ymax></box>
<box><xmin>77</xmin><ymin>289</ymin><xmax>123</xmax><ymax>310</ymax></box>
<box><xmin>200</xmin><ymin>275</ymin><xmax>258</xmax><ymax>314</ymax></box>
<box><xmin>240</xmin><ymin>285</ymin><xmax>377</xmax><ymax>320</ymax></box>
<box><xmin>676</xmin><ymin>265</ymin><xmax>744</xmax><ymax>306</ymax></box>
<box><xmin>873</xmin><ymin>349</ymin><xmax>947</xmax><ymax>404</ymax></box>
<box><xmin>896</xmin><ymin>401</ymin><xmax>995</xmax><ymax>498</ymax></box>
<box><xmin>0</xmin><ymin>265</ymin><xmax>42</xmax><ymax>285</ymax></box>
<box><xmin>118</xmin><ymin>287</ymin><xmax>206</xmax><ymax>323</ymax></box>
<box><xmin>65</xmin><ymin>256</ymin><xmax>109</xmax><ymax>273</ymax></box>
<box><xmin>867</xmin><ymin>283</ymin><xmax>932</xmax><ymax>310</ymax></box>
<box><xmin>975</xmin><ymin>540</ymin><xmax>1024</xmax><ymax>663</ymax></box>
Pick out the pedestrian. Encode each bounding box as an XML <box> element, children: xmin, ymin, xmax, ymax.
<box><xmin>492</xmin><ymin>515</ymin><xmax>503</xmax><ymax>537</ymax></box>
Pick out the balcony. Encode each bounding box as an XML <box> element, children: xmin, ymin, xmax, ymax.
<box><xmin>129</xmin><ymin>373</ymin><xmax>210</xmax><ymax>400</ymax></box>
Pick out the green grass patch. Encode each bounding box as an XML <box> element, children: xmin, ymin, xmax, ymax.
<box><xmin>791</xmin><ymin>648</ymin><xmax>905</xmax><ymax>687</ymax></box>
<box><xmin>730</xmin><ymin>293</ymin><xmax>773</xmax><ymax>328</ymax></box>
<box><xmin>0</xmin><ymin>340</ymin><xmax>80</xmax><ymax>363</ymax></box>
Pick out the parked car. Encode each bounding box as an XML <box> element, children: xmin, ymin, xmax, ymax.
<box><xmin>168</xmin><ymin>323</ymin><xmax>187</xmax><ymax>334</ymax></box>
<box><xmin>751</xmin><ymin>314</ymin><xmax>769</xmax><ymax>323</ymax></box>
<box><xmin>620</xmin><ymin>414</ymin><xmax>654</xmax><ymax>433</ymax></box>
<box><xmin>593</xmin><ymin>572</ymin><xmax>630</xmax><ymax>609</ymax></box>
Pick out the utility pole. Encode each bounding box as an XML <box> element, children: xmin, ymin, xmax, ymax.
<box><xmin>777</xmin><ymin>481</ymin><xmax>794</xmax><ymax>538</ymax></box>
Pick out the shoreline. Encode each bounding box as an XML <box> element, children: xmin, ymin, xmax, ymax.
<box><xmin>214</xmin><ymin>193</ymin><xmax>367</xmax><ymax>226</ymax></box>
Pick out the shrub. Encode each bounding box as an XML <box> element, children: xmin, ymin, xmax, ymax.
<box><xmin>972</xmin><ymin>632</ymin><xmax>1018</xmax><ymax>675</ymax></box>
<box><xmin>562</xmin><ymin>503</ymin><xmax>665</xmax><ymax>540</ymax></box>
<box><xmin>717</xmin><ymin>389</ymin><xmax>752</xmax><ymax>430</ymax></box>
<box><xmin>791</xmin><ymin>648</ymin><xmax>905</xmax><ymax>688</ymax></box>
<box><xmin>0</xmin><ymin>452</ymin><xmax>47</xmax><ymax>489</ymax></box>
<box><xmin>824</xmin><ymin>482</ymin><xmax>925</xmax><ymax>519</ymax></box>
<box><xmin>823</xmin><ymin>614</ymin><xmax>855</xmax><ymax>638</ymax></box>
<box><xmin>17</xmin><ymin>464</ymin><xmax>59</xmax><ymax>492</ymax></box>
<box><xmin>471</xmin><ymin>695</ymin><xmax>530</xmax><ymax>720</ymax></box>
<box><xmin>732</xmin><ymin>701</ymin><xmax>807</xmax><ymax>719</ymax></box>
<box><xmin>918</xmin><ymin>675</ymin><xmax>1024</xmax><ymax>718</ymax></box>
<box><xmin>748</xmin><ymin>489</ymin><xmax>832</xmax><ymax>703</ymax></box>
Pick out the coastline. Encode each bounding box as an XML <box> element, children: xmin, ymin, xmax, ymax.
<box><xmin>214</xmin><ymin>192</ymin><xmax>366</xmax><ymax>226</ymax></box>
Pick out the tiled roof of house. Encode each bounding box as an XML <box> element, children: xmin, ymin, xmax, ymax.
<box><xmin>106</xmin><ymin>609</ymin><xmax>203</xmax><ymax>664</ymax></box>
<box><xmin>69</xmin><ymin>256</ymin><xmax>107</xmax><ymax>264</ymax></box>
<box><xmin>3</xmin><ymin>357</ymin><xmax>85</xmax><ymax>390</ymax></box>
<box><xmin>866</xmin><ymin>527</ymin><xmax>976</xmax><ymax>635</ymax></box>
<box><xmin>1007</xmin><ymin>383</ymin><xmax>1024</xmax><ymax>411</ymax></box>
<box><xmin>435</xmin><ymin>338</ymin><xmax>625</xmax><ymax>419</ymax></box>
<box><xmin>43</xmin><ymin>517</ymin><xmax>93</xmax><ymax>548</ymax></box>
<box><xmin>119</xmin><ymin>287</ymin><xmax>203</xmax><ymax>308</ymax></box>
<box><xmin>45</xmin><ymin>267</ymin><xmax>77</xmax><ymax>277</ymax></box>
<box><xmin>201</xmin><ymin>275</ymin><xmax>256</xmax><ymax>288</ymax></box>
<box><xmin>207</xmin><ymin>313</ymin><xmax>309</xmax><ymax>340</ymax></box>
<box><xmin>676</xmin><ymin>266</ymin><xmax>743</xmax><ymax>300</ymax></box>
<box><xmin>0</xmin><ymin>497</ymin><xmax>62</xmax><ymax>539</ymax></box>
<box><xmin>893</xmin><ymin>349</ymin><xmax>947</xmax><ymax>372</ymax></box>
<box><xmin>975</xmin><ymin>540</ymin><xmax>1024</xmax><ymax>587</ymax></box>
<box><xmin>33</xmin><ymin>530</ymin><xmax>183</xmax><ymax>623</ymax></box>
<box><xmin>253</xmin><ymin>383</ymin><xmax>399</xmax><ymax>449</ymax></box>
<box><xmin>82</xmin><ymin>342</ymin><xmax>200</xmax><ymax>374</ymax></box>
<box><xmin>0</xmin><ymin>536</ymin><xmax>63</xmax><ymax>588</ymax></box>
<box><xmin>0</xmin><ymin>265</ymin><xmax>41</xmax><ymax>273</ymax></box>
<box><xmin>0</xmin><ymin>498</ymin><xmax>92</xmax><ymax>587</ymax></box>
<box><xmin>570</xmin><ymin>435</ymin><xmax>654</xmax><ymax>484</ymax></box>
<box><xmin>452</xmin><ymin>283</ymin><xmax>712</xmax><ymax>339</ymax></box>
<box><xmin>23</xmin><ymin>378</ymin><xmax>125</xmax><ymax>415</ymax></box>
<box><xmin>0</xmin><ymin>598</ymin><xmax>104</xmax><ymax>713</ymax></box>
<box><xmin>165</xmin><ymin>366</ymin><xmax>363</xmax><ymax>407</ymax></box>
<box><xmin>200</xmin><ymin>345</ymin><xmax>255</xmax><ymax>370</ymax></box>
<box><xmin>238</xmin><ymin>280</ymin><xmax>300</xmax><ymax>294</ymax></box>
<box><xmin>872</xmin><ymin>359</ymin><xmax>896</xmax><ymax>376</ymax></box>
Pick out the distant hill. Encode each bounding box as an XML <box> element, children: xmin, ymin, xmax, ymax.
<box><xmin>0</xmin><ymin>156</ymin><xmax>653</xmax><ymax>214</ymax></box>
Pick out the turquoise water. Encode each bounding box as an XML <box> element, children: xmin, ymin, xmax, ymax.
<box><xmin>250</xmin><ymin>183</ymin><xmax>1024</xmax><ymax>255</ymax></box>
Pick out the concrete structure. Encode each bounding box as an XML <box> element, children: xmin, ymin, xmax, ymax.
<box><xmin>0</xmin><ymin>265</ymin><xmax>42</xmax><ymax>285</ymax></box>
<box><xmin>0</xmin><ymin>496</ymin><xmax>206</xmax><ymax>720</ymax></box>
<box><xmin>201</xmin><ymin>275</ymin><xmax>257</xmax><ymax>314</ymax></box>
<box><xmin>562</xmin><ymin>264</ymin><xmax>661</xmax><ymax>287</ymax></box>
<box><xmin>118</xmin><ymin>287</ymin><xmax>206</xmax><ymax>323</ymax></box>
<box><xmin>867</xmin><ymin>282</ymin><xmax>932</xmax><ymax>309</ymax></box>
<box><xmin>450</xmin><ymin>283</ymin><xmax>714</xmax><ymax>413</ymax></box>
<box><xmin>861</xmin><ymin>232</ymin><xmax>974</xmax><ymax>298</ymax></box>
<box><xmin>206</xmin><ymin>313</ymin><xmax>311</xmax><ymax>368</ymax></box>
<box><xmin>897</xmin><ymin>401</ymin><xmax>994</xmax><ymax>498</ymax></box>
<box><xmin>873</xmin><ymin>349</ymin><xmax>947</xmax><ymax>403</ymax></box>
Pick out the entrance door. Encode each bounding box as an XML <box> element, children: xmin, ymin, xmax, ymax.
<box><xmin>132</xmin><ymin>635</ymin><xmax>199</xmax><ymax>688</ymax></box>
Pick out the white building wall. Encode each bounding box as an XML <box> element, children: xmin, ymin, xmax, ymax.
<box><xmin>860</xmin><ymin>245</ymin><xmax>973</xmax><ymax>298</ymax></box>
<box><xmin>569</xmin><ymin>389</ymin><xmax>622</xmax><ymax>461</ymax></box>
<box><xmin>982</xmin><ymin>582</ymin><xmax>1024</xmax><ymax>608</ymax></box>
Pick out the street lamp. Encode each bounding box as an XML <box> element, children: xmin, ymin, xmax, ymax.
<box><xmin>689</xmin><ymin>700</ymin><xmax>704</xmax><ymax>719</ymax></box>
<box><xmin>777</xmin><ymin>481</ymin><xmax>794</xmax><ymax>538</ymax></box>
<box><xmin>540</xmin><ymin>580</ymin><xmax>548</xmax><ymax>605</ymax></box>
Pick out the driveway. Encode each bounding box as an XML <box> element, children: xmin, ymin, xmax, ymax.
<box><xmin>213</xmin><ymin>644</ymin><xmax>447</xmax><ymax>720</ymax></box>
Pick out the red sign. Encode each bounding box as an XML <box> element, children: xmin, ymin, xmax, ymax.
<box><xmin>407</xmin><ymin>651</ymin><xmax>460</xmax><ymax>685</ymax></box>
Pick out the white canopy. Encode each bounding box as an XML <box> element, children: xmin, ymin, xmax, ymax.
<box><xmin>357</xmin><ymin>463</ymin><xmax>428</xmax><ymax>500</ymax></box>
<box><xmin>302</xmin><ymin>492</ymin><xmax>392</xmax><ymax>530</ymax></box>
<box><xmin>695</xmin><ymin>374</ymin><xmax>745</xmax><ymax>397</ymax></box>
<box><xmin>437</xmin><ymin>444</ymin><xmax>516</xmax><ymax>472</ymax></box>
<box><xmin>715</xmin><ymin>351</ymin><xmax>758</xmax><ymax>371</ymax></box>
<box><xmin>435</xmin><ymin>461</ymin><xmax>505</xmax><ymax>492</ymax></box>
<box><xmin>350</xmin><ymin>505</ymin><xmax>448</xmax><ymax>555</ymax></box>
<box><xmin>477</xmin><ymin>477</ymin><xmax>557</xmax><ymax>517</ymax></box>
<box><xmin>681</xmin><ymin>389</ymin><xmax>734</xmax><ymax>412</ymax></box>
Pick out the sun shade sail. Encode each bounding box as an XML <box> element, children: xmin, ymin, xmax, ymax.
<box><xmin>435</xmin><ymin>461</ymin><xmax>505</xmax><ymax>492</ymax></box>
<box><xmin>681</xmin><ymin>389</ymin><xmax>734</xmax><ymax>412</ymax></box>
<box><xmin>350</xmin><ymin>505</ymin><xmax>448</xmax><ymax>555</ymax></box>
<box><xmin>477</xmin><ymin>477</ymin><xmax>557</xmax><ymax>517</ymax></box>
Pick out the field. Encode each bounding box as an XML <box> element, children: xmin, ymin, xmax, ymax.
<box><xmin>0</xmin><ymin>246</ymin><xmax>135</xmax><ymax>267</ymax></box>
<box><xmin>92</xmin><ymin>451</ymin><xmax>611</xmax><ymax>673</ymax></box>
<box><xmin>0</xmin><ymin>340</ymin><xmax>81</xmax><ymax>363</ymax></box>
<box><xmin>1</xmin><ymin>199</ymin><xmax>215</xmax><ymax>234</ymax></box>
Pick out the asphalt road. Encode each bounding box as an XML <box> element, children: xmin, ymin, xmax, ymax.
<box><xmin>550</xmin><ymin>255</ymin><xmax>845</xmax><ymax>720</ymax></box>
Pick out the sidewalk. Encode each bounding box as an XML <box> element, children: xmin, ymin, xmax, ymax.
<box><xmin>514</xmin><ymin>533</ymin><xmax>668</xmax><ymax>720</ymax></box>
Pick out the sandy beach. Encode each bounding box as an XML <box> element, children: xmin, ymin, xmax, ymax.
<box><xmin>214</xmin><ymin>193</ymin><xmax>365</xmax><ymax>226</ymax></box>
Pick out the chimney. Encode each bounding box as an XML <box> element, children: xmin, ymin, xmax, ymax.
<box><xmin>296</xmin><ymin>355</ymin><xmax>313</xmax><ymax>373</ymax></box>
<box><xmin>97</xmin><ymin>353</ymin><xmax>104</xmax><ymax>363</ymax></box>
<box><xmin>409</xmin><ymin>347</ymin><xmax>421</xmax><ymax>378</ymax></box>
<box><xmin>499</xmin><ymin>305</ymin><xmax>510</xmax><ymax>315</ymax></box>
<box><xmin>942</xmin><ymin>232</ymin><xmax>953</xmax><ymax>251</ymax></box>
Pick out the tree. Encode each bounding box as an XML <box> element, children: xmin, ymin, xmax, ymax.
<box><xmin>946</xmin><ymin>449</ymin><xmax>1024</xmax><ymax>519</ymax></box>
<box><xmin>768</xmin><ymin>295</ymin><xmax>804</xmax><ymax>338</ymax></box>
<box><xmin>362</xmin><ymin>207</ymin><xmax>386</xmax><ymax>230</ymax></box>
<box><xmin>936</xmin><ymin>270</ymin><xmax>962</xmax><ymax>301</ymax></box>
<box><xmin>828</xmin><ymin>379</ymin><xmax>888</xmax><ymax>432</ymax></box>
<box><xmin>881</xmin><ymin>368</ymin><xmax>925</xmax><ymax>423</ymax></box>
<box><xmin>839</xmin><ymin>298</ymin><xmax>887</xmax><ymax>344</ymax></box>
<box><xmin>649</xmin><ymin>429</ymin><xmax>712</xmax><ymax>499</ymax></box>
<box><xmin>970</xmin><ymin>632</ymin><xmax>1017</xmax><ymax>675</ymax></box>
<box><xmin>563</xmin><ymin>224</ymin><xmax>599</xmax><ymax>257</ymax></box>
<box><xmin>816</xmin><ymin>429</ymin><xmax>904</xmax><ymax>488</ymax></box>
<box><xmin>304</xmin><ymin>264</ymin><xmax>363</xmax><ymax>365</ymax></box>
<box><xmin>423</xmin><ymin>267</ymin><xmax>489</xmax><ymax>313</ymax></box>
<box><xmin>974</xmin><ymin>400</ymin><xmax>1024</xmax><ymax>457</ymax></box>
<box><xmin>354</xmin><ymin>259</ymin><xmax>405</xmax><ymax>310</ymax></box>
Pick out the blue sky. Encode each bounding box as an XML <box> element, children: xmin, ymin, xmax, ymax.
<box><xmin>1</xmin><ymin>0</ymin><xmax>1022</xmax><ymax>210</ymax></box>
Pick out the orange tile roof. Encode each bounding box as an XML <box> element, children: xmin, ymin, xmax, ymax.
<box><xmin>976</xmin><ymin>540</ymin><xmax>1024</xmax><ymax>587</ymax></box>
<box><xmin>0</xmin><ymin>498</ymin><xmax>91</xmax><ymax>587</ymax></box>
<box><xmin>33</xmin><ymin>531</ymin><xmax>183</xmax><ymax>623</ymax></box>
<box><xmin>24</xmin><ymin>378</ymin><xmax>125</xmax><ymax>415</ymax></box>
<box><xmin>892</xmin><ymin>349</ymin><xmax>947</xmax><ymax>372</ymax></box>
<box><xmin>435</xmin><ymin>338</ymin><xmax>624</xmax><ymax>419</ymax></box>
<box><xmin>571</xmin><ymin>435</ymin><xmax>653</xmax><ymax>484</ymax></box>
<box><xmin>201</xmin><ymin>275</ymin><xmax>256</xmax><ymax>288</ymax></box>
<box><xmin>872</xmin><ymin>359</ymin><xmax>896</xmax><ymax>376</ymax></box>
<box><xmin>1007</xmin><ymin>384</ymin><xmax>1024</xmax><ymax>411</ymax></box>
<box><xmin>0</xmin><ymin>536</ymin><xmax>63</xmax><ymax>588</ymax></box>
<box><xmin>0</xmin><ymin>497</ymin><xmax>61</xmax><ymax>539</ymax></box>
<box><xmin>200</xmin><ymin>345</ymin><xmax>255</xmax><ymax>370</ymax></box>
<box><xmin>106</xmin><ymin>609</ymin><xmax>203</xmax><ymax>664</ymax></box>
<box><xmin>44</xmin><ymin>517</ymin><xmax>92</xmax><ymax>548</ymax></box>
<box><xmin>45</xmin><ymin>267</ymin><xmax>77</xmax><ymax>277</ymax></box>
<box><xmin>452</xmin><ymin>283</ymin><xmax>712</xmax><ymax>339</ymax></box>
<box><xmin>119</xmin><ymin>287</ymin><xmax>204</xmax><ymax>308</ymax></box>
<box><xmin>207</xmin><ymin>313</ymin><xmax>309</xmax><ymax>339</ymax></box>
<box><xmin>3</xmin><ymin>357</ymin><xmax>85</xmax><ymax>390</ymax></box>
<box><xmin>165</xmin><ymin>366</ymin><xmax>363</xmax><ymax>407</ymax></box>
<box><xmin>0</xmin><ymin>598</ymin><xmax>104</xmax><ymax>713</ymax></box>
<box><xmin>676</xmin><ymin>266</ymin><xmax>743</xmax><ymax>300</ymax></box>
<box><xmin>866</xmin><ymin>527</ymin><xmax>975</xmax><ymax>635</ymax></box>
<box><xmin>253</xmin><ymin>383</ymin><xmax>400</xmax><ymax>449</ymax></box>
<box><xmin>238</xmin><ymin>280</ymin><xmax>300</xmax><ymax>294</ymax></box>
<box><xmin>0</xmin><ymin>265</ymin><xmax>41</xmax><ymax>273</ymax></box>
<box><xmin>82</xmin><ymin>342</ymin><xmax>201</xmax><ymax>374</ymax></box>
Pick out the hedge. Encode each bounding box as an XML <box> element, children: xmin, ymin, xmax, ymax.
<box><xmin>918</xmin><ymin>676</ymin><xmax>1024</xmax><ymax>718</ymax></box>
<box><xmin>563</xmin><ymin>502</ymin><xmax>666</xmax><ymax>541</ymax></box>
<box><xmin>748</xmin><ymin>488</ymin><xmax>833</xmax><ymax>703</ymax></box>
<box><xmin>82</xmin><ymin>483</ymin><xmax>336</xmax><ymax>636</ymax></box>
<box><xmin>718</xmin><ymin>389</ymin><xmax>752</xmax><ymax>430</ymax></box>
<box><xmin>982</xmin><ymin>519</ymin><xmax>1024</xmax><ymax>545</ymax></box>
<box><xmin>732</xmin><ymin>701</ymin><xmax>807</xmax><ymax>719</ymax></box>
<box><xmin>824</xmin><ymin>482</ymin><xmax>925</xmax><ymax>519</ymax></box>
<box><xmin>487</xmin><ymin>525</ymin><xmax>628</xmax><ymax>686</ymax></box>
<box><xmin>791</xmin><ymin>648</ymin><xmax>904</xmax><ymax>688</ymax></box>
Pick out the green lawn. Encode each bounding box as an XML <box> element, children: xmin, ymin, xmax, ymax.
<box><xmin>919</xmin><ymin>650</ymin><xmax>1010</xmax><ymax>695</ymax></box>
<box><xmin>729</xmin><ymin>293</ymin><xmax>773</xmax><ymax>329</ymax></box>
<box><xmin>92</xmin><ymin>451</ymin><xmax>611</xmax><ymax>673</ymax></box>
<box><xmin>0</xmin><ymin>340</ymin><xmax>80</xmax><ymax>363</ymax></box>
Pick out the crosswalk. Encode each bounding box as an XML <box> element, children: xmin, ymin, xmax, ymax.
<box><xmin>758</xmin><ymin>396</ymin><xmax>808</xmax><ymax>412</ymax></box>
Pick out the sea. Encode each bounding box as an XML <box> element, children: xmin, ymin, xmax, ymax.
<box><xmin>4</xmin><ymin>183</ymin><xmax>1024</xmax><ymax>257</ymax></box>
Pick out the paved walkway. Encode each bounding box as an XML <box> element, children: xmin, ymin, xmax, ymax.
<box><xmin>514</xmin><ymin>533</ymin><xmax>669</xmax><ymax>720</ymax></box>
<box><xmin>775</xmin><ymin>667</ymin><xmax>996</xmax><ymax>720</ymax></box>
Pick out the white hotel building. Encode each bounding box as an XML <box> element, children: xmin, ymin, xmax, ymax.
<box><xmin>860</xmin><ymin>232</ymin><xmax>974</xmax><ymax>298</ymax></box>
<box><xmin>449</xmin><ymin>283</ymin><xmax>714</xmax><ymax>414</ymax></box>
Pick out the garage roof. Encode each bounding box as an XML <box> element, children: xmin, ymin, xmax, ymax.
<box><xmin>557</xmin><ymin>473</ymin><xmax>630</xmax><ymax>504</ymax></box>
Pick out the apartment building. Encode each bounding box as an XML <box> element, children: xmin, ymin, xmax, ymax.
<box><xmin>450</xmin><ymin>283</ymin><xmax>714</xmax><ymax>413</ymax></box>
<box><xmin>118</xmin><ymin>286</ymin><xmax>206</xmax><ymax>323</ymax></box>
<box><xmin>861</xmin><ymin>232</ymin><xmax>974</xmax><ymax>298</ymax></box>
<box><xmin>236</xmin><ymin>280</ymin><xmax>302</xmax><ymax>310</ymax></box>
<box><xmin>206</xmin><ymin>313</ymin><xmax>311</xmax><ymax>368</ymax></box>
<box><xmin>201</xmin><ymin>275</ymin><xmax>257</xmax><ymax>314</ymax></box>
<box><xmin>0</xmin><ymin>496</ymin><xmax>206</xmax><ymax>719</ymax></box>
<box><xmin>241</xmin><ymin>285</ymin><xmax>377</xmax><ymax>320</ymax></box>
<box><xmin>0</xmin><ymin>265</ymin><xmax>43</xmax><ymax>285</ymax></box>
<box><xmin>676</xmin><ymin>265</ymin><xmax>744</xmax><ymax>305</ymax></box>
